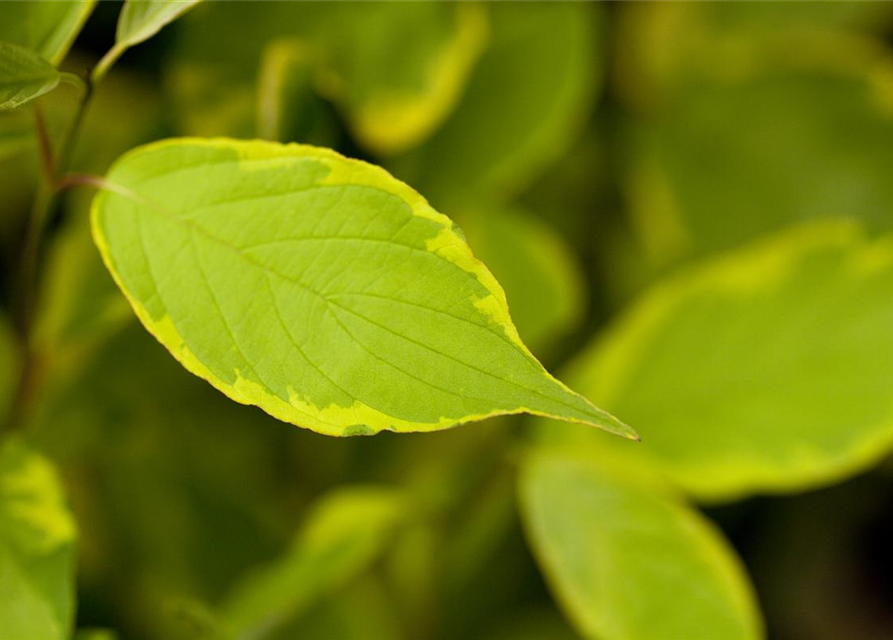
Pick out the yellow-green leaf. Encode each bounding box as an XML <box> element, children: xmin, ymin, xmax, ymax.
<box><xmin>519</xmin><ymin>450</ymin><xmax>763</xmax><ymax>640</ymax></box>
<box><xmin>535</xmin><ymin>221</ymin><xmax>893</xmax><ymax>501</ymax></box>
<box><xmin>311</xmin><ymin>2</ymin><xmax>487</xmax><ymax>155</ymax></box>
<box><xmin>90</xmin><ymin>138</ymin><xmax>634</xmax><ymax>438</ymax></box>
<box><xmin>395</xmin><ymin>2</ymin><xmax>600</xmax><ymax>207</ymax></box>
<box><xmin>0</xmin><ymin>40</ymin><xmax>61</xmax><ymax>111</ymax></box>
<box><xmin>0</xmin><ymin>438</ymin><xmax>77</xmax><ymax>640</ymax></box>
<box><xmin>624</xmin><ymin>68</ymin><xmax>893</xmax><ymax>264</ymax></box>
<box><xmin>168</xmin><ymin>2</ymin><xmax>485</xmax><ymax>154</ymax></box>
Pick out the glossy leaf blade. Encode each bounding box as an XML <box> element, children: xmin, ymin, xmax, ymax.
<box><xmin>0</xmin><ymin>439</ymin><xmax>77</xmax><ymax>640</ymax></box>
<box><xmin>91</xmin><ymin>138</ymin><xmax>633</xmax><ymax>438</ymax></box>
<box><xmin>222</xmin><ymin>487</ymin><xmax>403</xmax><ymax>639</ymax></box>
<box><xmin>0</xmin><ymin>1</ymin><xmax>95</xmax><ymax>65</ymax></box>
<box><xmin>536</xmin><ymin>221</ymin><xmax>893</xmax><ymax>500</ymax></box>
<box><xmin>0</xmin><ymin>41</ymin><xmax>61</xmax><ymax>111</ymax></box>
<box><xmin>519</xmin><ymin>451</ymin><xmax>763</xmax><ymax>640</ymax></box>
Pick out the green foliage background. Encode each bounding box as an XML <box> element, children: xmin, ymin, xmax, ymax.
<box><xmin>3</xmin><ymin>2</ymin><xmax>893</xmax><ymax>639</ymax></box>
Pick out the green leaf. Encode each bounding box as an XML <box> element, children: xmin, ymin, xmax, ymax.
<box><xmin>0</xmin><ymin>41</ymin><xmax>61</xmax><ymax>111</ymax></box>
<box><xmin>221</xmin><ymin>487</ymin><xmax>403</xmax><ymax>639</ymax></box>
<box><xmin>460</xmin><ymin>206</ymin><xmax>585</xmax><ymax>354</ymax></box>
<box><xmin>116</xmin><ymin>0</ymin><xmax>201</xmax><ymax>49</ymax></box>
<box><xmin>167</xmin><ymin>3</ymin><xmax>484</xmax><ymax>154</ymax></box>
<box><xmin>0</xmin><ymin>438</ymin><xmax>77</xmax><ymax>640</ymax></box>
<box><xmin>309</xmin><ymin>2</ymin><xmax>487</xmax><ymax>155</ymax></box>
<box><xmin>94</xmin><ymin>0</ymin><xmax>201</xmax><ymax>82</ymax></box>
<box><xmin>519</xmin><ymin>451</ymin><xmax>763</xmax><ymax>640</ymax></box>
<box><xmin>625</xmin><ymin>69</ymin><xmax>893</xmax><ymax>264</ymax></box>
<box><xmin>617</xmin><ymin>1</ymin><xmax>893</xmax><ymax>107</ymax></box>
<box><xmin>90</xmin><ymin>138</ymin><xmax>633</xmax><ymax>438</ymax></box>
<box><xmin>0</xmin><ymin>1</ymin><xmax>95</xmax><ymax>65</ymax></box>
<box><xmin>394</xmin><ymin>2</ymin><xmax>600</xmax><ymax>207</ymax></box>
<box><xmin>535</xmin><ymin>221</ymin><xmax>893</xmax><ymax>501</ymax></box>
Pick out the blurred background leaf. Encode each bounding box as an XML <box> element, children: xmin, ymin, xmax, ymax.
<box><xmin>391</xmin><ymin>2</ymin><xmax>601</xmax><ymax>210</ymax></box>
<box><xmin>0</xmin><ymin>438</ymin><xmax>77</xmax><ymax>640</ymax></box>
<box><xmin>533</xmin><ymin>222</ymin><xmax>893</xmax><ymax>501</ymax></box>
<box><xmin>519</xmin><ymin>450</ymin><xmax>762</xmax><ymax>640</ymax></box>
<box><xmin>222</xmin><ymin>486</ymin><xmax>403</xmax><ymax>640</ymax></box>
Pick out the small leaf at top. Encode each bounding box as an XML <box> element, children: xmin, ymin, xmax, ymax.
<box><xmin>93</xmin><ymin>0</ymin><xmax>201</xmax><ymax>82</ymax></box>
<box><xmin>0</xmin><ymin>41</ymin><xmax>61</xmax><ymax>111</ymax></box>
<box><xmin>90</xmin><ymin>138</ymin><xmax>635</xmax><ymax>438</ymax></box>
<box><xmin>116</xmin><ymin>0</ymin><xmax>202</xmax><ymax>49</ymax></box>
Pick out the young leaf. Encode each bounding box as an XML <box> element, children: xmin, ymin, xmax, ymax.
<box><xmin>93</xmin><ymin>0</ymin><xmax>201</xmax><ymax>82</ymax></box>
<box><xmin>519</xmin><ymin>451</ymin><xmax>763</xmax><ymax>640</ymax></box>
<box><xmin>90</xmin><ymin>138</ymin><xmax>633</xmax><ymax>438</ymax></box>
<box><xmin>534</xmin><ymin>221</ymin><xmax>893</xmax><ymax>501</ymax></box>
<box><xmin>0</xmin><ymin>438</ymin><xmax>78</xmax><ymax>640</ymax></box>
<box><xmin>0</xmin><ymin>1</ymin><xmax>95</xmax><ymax>65</ymax></box>
<box><xmin>221</xmin><ymin>487</ymin><xmax>403</xmax><ymax>639</ymax></box>
<box><xmin>0</xmin><ymin>41</ymin><xmax>61</xmax><ymax>111</ymax></box>
<box><xmin>116</xmin><ymin>0</ymin><xmax>202</xmax><ymax>49</ymax></box>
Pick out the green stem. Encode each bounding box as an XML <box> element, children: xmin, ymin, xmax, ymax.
<box><xmin>5</xmin><ymin>76</ymin><xmax>95</xmax><ymax>433</ymax></box>
<box><xmin>32</xmin><ymin>105</ymin><xmax>55</xmax><ymax>188</ymax></box>
<box><xmin>55</xmin><ymin>77</ymin><xmax>93</xmax><ymax>182</ymax></box>
<box><xmin>91</xmin><ymin>42</ymin><xmax>127</xmax><ymax>86</ymax></box>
